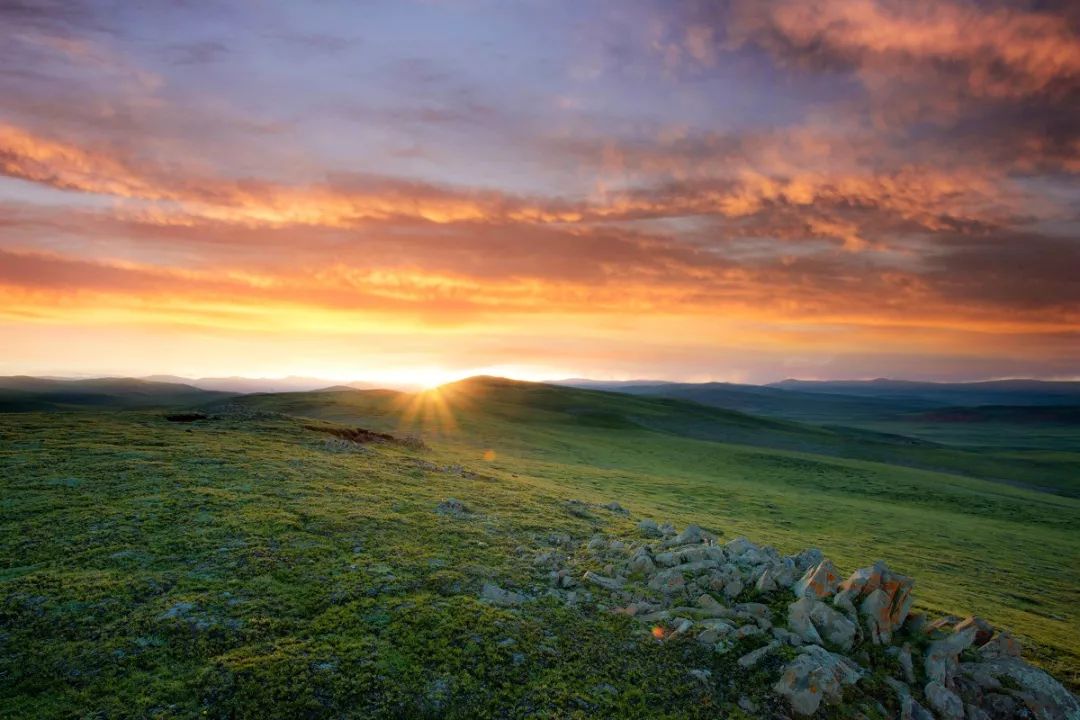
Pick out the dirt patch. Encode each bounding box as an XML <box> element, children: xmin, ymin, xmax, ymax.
<box><xmin>305</xmin><ymin>424</ymin><xmax>426</xmax><ymax>449</ymax></box>
<box><xmin>164</xmin><ymin>412</ymin><xmax>209</xmax><ymax>422</ymax></box>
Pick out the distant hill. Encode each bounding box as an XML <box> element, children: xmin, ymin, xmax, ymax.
<box><xmin>222</xmin><ymin>376</ymin><xmax>1079</xmax><ymax>496</ymax></box>
<box><xmin>768</xmin><ymin>378</ymin><xmax>1080</xmax><ymax>406</ymax></box>
<box><xmin>0</xmin><ymin>376</ymin><xmax>233</xmax><ymax>412</ymax></box>
<box><xmin>557</xmin><ymin>379</ymin><xmax>937</xmax><ymax>423</ymax></box>
<box><xmin>141</xmin><ymin>375</ymin><xmax>389</xmax><ymax>394</ymax></box>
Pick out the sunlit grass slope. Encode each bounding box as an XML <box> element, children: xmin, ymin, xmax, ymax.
<box><xmin>0</xmin><ymin>376</ymin><xmax>1077</xmax><ymax>718</ymax></box>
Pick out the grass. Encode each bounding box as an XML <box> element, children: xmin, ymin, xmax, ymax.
<box><xmin>0</xmin><ymin>377</ymin><xmax>1077</xmax><ymax>718</ymax></box>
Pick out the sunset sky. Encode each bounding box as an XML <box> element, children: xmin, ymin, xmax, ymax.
<box><xmin>1</xmin><ymin>0</ymin><xmax>1077</xmax><ymax>384</ymax></box>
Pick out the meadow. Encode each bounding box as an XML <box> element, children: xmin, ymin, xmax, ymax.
<box><xmin>0</xmin><ymin>377</ymin><xmax>1077</xmax><ymax>718</ymax></box>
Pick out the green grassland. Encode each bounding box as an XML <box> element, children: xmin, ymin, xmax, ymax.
<box><xmin>1</xmin><ymin>377</ymin><xmax>1078</xmax><ymax>718</ymax></box>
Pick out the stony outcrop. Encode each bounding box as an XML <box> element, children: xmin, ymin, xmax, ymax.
<box><xmin>497</xmin><ymin>519</ymin><xmax>1078</xmax><ymax>719</ymax></box>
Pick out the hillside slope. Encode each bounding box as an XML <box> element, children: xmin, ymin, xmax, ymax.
<box><xmin>1</xmin><ymin>384</ymin><xmax>1077</xmax><ymax>717</ymax></box>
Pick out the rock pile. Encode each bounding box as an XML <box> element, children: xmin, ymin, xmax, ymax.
<box><xmin>522</xmin><ymin>520</ymin><xmax>1079</xmax><ymax>719</ymax></box>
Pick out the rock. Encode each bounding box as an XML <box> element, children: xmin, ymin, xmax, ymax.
<box><xmin>734</xmin><ymin>624</ymin><xmax>764</xmax><ymax>639</ymax></box>
<box><xmin>738</xmin><ymin>696</ymin><xmax>758</xmax><ymax>714</ymax></box>
<box><xmin>925</xmin><ymin>681</ymin><xmax>965</xmax><ymax>720</ymax></box>
<box><xmin>925</xmin><ymin>626</ymin><xmax>977</xmax><ymax>685</ymax></box>
<box><xmin>898</xmin><ymin>643</ymin><xmax>915</xmax><ymax>683</ymax></box>
<box><xmin>659</xmin><ymin>522</ymin><xmax>676</xmax><ymax>537</ymax></box>
<box><xmin>834</xmin><ymin>561</ymin><xmax>915</xmax><ymax>644</ymax></box>
<box><xmin>627</xmin><ymin>549</ymin><xmax>656</xmax><ymax>576</ymax></box>
<box><xmin>773</xmin><ymin>626</ymin><xmax>804</xmax><ymax>646</ymax></box>
<box><xmin>587</xmin><ymin>535</ymin><xmax>608</xmax><ymax>553</ymax></box>
<box><xmin>810</xmin><ymin>599</ymin><xmax>858</xmax><ymax>650</ymax></box>
<box><xmin>435</xmin><ymin>498</ymin><xmax>469</xmax><ymax>516</ymax></box>
<box><xmin>722</xmin><ymin>578</ymin><xmax>743</xmax><ymax>600</ymax></box>
<box><xmin>688</xmin><ymin>668</ymin><xmax>711</xmax><ymax>683</ymax></box>
<box><xmin>795</xmin><ymin>548</ymin><xmax>825</xmax><ymax>571</ymax></box>
<box><xmin>662</xmin><ymin>524</ymin><xmax>711</xmax><ymax>548</ymax></box>
<box><xmin>979</xmin><ymin>631</ymin><xmax>1022</xmax><ymax>659</ymax></box>
<box><xmin>981</xmin><ymin>693</ymin><xmax>1019</xmax><ymax>718</ymax></box>
<box><xmin>603</xmin><ymin>501</ymin><xmax>629</xmax><ymax>515</ymax></box>
<box><xmin>885</xmin><ymin>677</ymin><xmax>915</xmax><ymax>720</ymax></box>
<box><xmin>978</xmin><ymin>657</ymin><xmax>1080</xmax><ymax>720</ymax></box>
<box><xmin>696</xmin><ymin>593</ymin><xmax>729</xmax><ymax>616</ymax></box>
<box><xmin>755</xmin><ymin>566</ymin><xmax>779</xmax><ymax>592</ymax></box>
<box><xmin>480</xmin><ymin>582</ymin><xmax>525</xmax><ymax>607</ymax></box>
<box><xmin>669</xmin><ymin>618</ymin><xmax>694</xmax><ymax>638</ymax></box>
<box><xmin>637</xmin><ymin>519</ymin><xmax>662</xmax><ymax>538</ymax></box>
<box><xmin>924</xmin><ymin>615</ymin><xmax>962</xmax><ymax>636</ymax></box>
<box><xmin>966</xmin><ymin>704</ymin><xmax>992</xmax><ymax>720</ymax></box>
<box><xmin>696</xmin><ymin>628</ymin><xmax>722</xmax><ymax>645</ymax></box>
<box><xmin>955</xmin><ymin>616</ymin><xmax>994</xmax><ymax>646</ymax></box>
<box><xmin>772</xmin><ymin>645</ymin><xmax>863</xmax><ymax>716</ymax></box>
<box><xmin>794</xmin><ymin>559</ymin><xmax>841</xmax><ymax>599</ymax></box>
<box><xmin>734</xmin><ymin>602</ymin><xmax>771</xmax><ymax>620</ymax></box>
<box><xmin>738</xmin><ymin>640</ymin><xmax>781</xmax><ymax>668</ymax></box>
<box><xmin>648</xmin><ymin>569</ymin><xmax>686</xmax><ymax>594</ymax></box>
<box><xmin>583</xmin><ymin>571</ymin><xmax>624</xmax><ymax>591</ymax></box>
<box><xmin>960</xmin><ymin>663</ymin><xmax>1002</xmax><ymax>691</ymax></box>
<box><xmin>788</xmin><ymin>596</ymin><xmax>825</xmax><ymax>645</ymax></box>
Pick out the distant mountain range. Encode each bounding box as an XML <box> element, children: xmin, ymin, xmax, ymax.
<box><xmin>141</xmin><ymin>375</ymin><xmax>391</xmax><ymax>393</ymax></box>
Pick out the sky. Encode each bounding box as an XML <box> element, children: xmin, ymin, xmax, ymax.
<box><xmin>0</xmin><ymin>0</ymin><xmax>1078</xmax><ymax>385</ymax></box>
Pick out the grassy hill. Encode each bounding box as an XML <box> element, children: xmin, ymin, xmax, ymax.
<box><xmin>1</xmin><ymin>377</ymin><xmax>1077</xmax><ymax>717</ymax></box>
<box><xmin>0</xmin><ymin>376</ymin><xmax>233</xmax><ymax>412</ymax></box>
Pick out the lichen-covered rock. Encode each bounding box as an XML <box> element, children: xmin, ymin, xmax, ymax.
<box><xmin>834</xmin><ymin>561</ymin><xmax>914</xmax><ymax>644</ymax></box>
<box><xmin>661</xmin><ymin>524</ymin><xmax>711</xmax><ymax>548</ymax></box>
<box><xmin>979</xmin><ymin>631</ymin><xmax>1022</xmax><ymax>659</ymax></box>
<box><xmin>794</xmin><ymin>559</ymin><xmax>841</xmax><ymax>598</ymax></box>
<box><xmin>583</xmin><ymin>571</ymin><xmax>624</xmax><ymax>591</ymax></box>
<box><xmin>772</xmin><ymin>645</ymin><xmax>863</xmax><ymax>716</ymax></box>
<box><xmin>955</xmin><ymin>616</ymin><xmax>994</xmax><ymax>646</ymax></box>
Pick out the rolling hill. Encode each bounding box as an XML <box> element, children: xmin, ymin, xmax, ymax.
<box><xmin>0</xmin><ymin>376</ymin><xmax>233</xmax><ymax>412</ymax></box>
<box><xmin>1</xmin><ymin>375</ymin><xmax>1076</xmax><ymax>717</ymax></box>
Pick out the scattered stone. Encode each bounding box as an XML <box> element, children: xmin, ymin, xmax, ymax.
<box><xmin>603</xmin><ymin>501</ymin><xmax>629</xmax><ymax>515</ymax></box>
<box><xmin>583</xmin><ymin>571</ymin><xmax>624</xmax><ymax>591</ymax></box>
<box><xmin>637</xmin><ymin>518</ymin><xmax>662</xmax><ymax>538</ymax></box>
<box><xmin>772</xmin><ymin>645</ymin><xmax>863</xmax><ymax>716</ymax></box>
<box><xmin>738</xmin><ymin>640</ymin><xmax>781</xmax><ymax>668</ymax></box>
<box><xmin>688</xmin><ymin>668</ymin><xmax>711</xmax><ymax>684</ymax></box>
<box><xmin>810</xmin><ymin>599</ymin><xmax>858</xmax><ymax>650</ymax></box>
<box><xmin>662</xmin><ymin>524</ymin><xmax>711</xmax><ymax>548</ymax></box>
<box><xmin>435</xmin><ymin>498</ymin><xmax>469</xmax><ymax>516</ymax></box>
<box><xmin>480</xmin><ymin>582</ymin><xmax>526</xmax><ymax>607</ymax></box>
<box><xmin>738</xmin><ymin>696</ymin><xmax>758</xmax><ymax>714</ymax></box>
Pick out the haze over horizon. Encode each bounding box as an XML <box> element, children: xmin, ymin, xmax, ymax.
<box><xmin>1</xmin><ymin>1</ymin><xmax>1078</xmax><ymax>384</ymax></box>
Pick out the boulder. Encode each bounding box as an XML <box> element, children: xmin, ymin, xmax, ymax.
<box><xmin>662</xmin><ymin>524</ymin><xmax>712</xmax><ymax>548</ymax></box>
<box><xmin>925</xmin><ymin>681</ymin><xmax>965</xmax><ymax>720</ymax></box>
<box><xmin>788</xmin><ymin>596</ymin><xmax>857</xmax><ymax>650</ymax></box>
<box><xmin>979</xmin><ymin>631</ymin><xmax>1022</xmax><ymax>659</ymax></box>
<box><xmin>788</xmin><ymin>596</ymin><xmax>825</xmax><ymax>645</ymax></box>
<box><xmin>637</xmin><ymin>519</ymin><xmax>662</xmax><ymax>538</ymax></box>
<box><xmin>810</xmin><ymin>599</ymin><xmax>858</xmax><ymax>650</ymax></box>
<box><xmin>794</xmin><ymin>548</ymin><xmax>825</xmax><ymax>571</ymax></box>
<box><xmin>738</xmin><ymin>640</ymin><xmax>781</xmax><ymax>668</ymax></box>
<box><xmin>925</xmin><ymin>626</ymin><xmax>977</xmax><ymax>686</ymax></box>
<box><xmin>834</xmin><ymin>561</ymin><xmax>914</xmax><ymax>644</ymax></box>
<box><xmin>955</xmin><ymin>616</ymin><xmax>994</xmax><ymax>646</ymax></box>
<box><xmin>772</xmin><ymin>645</ymin><xmax>863</xmax><ymax>716</ymax></box>
<box><xmin>977</xmin><ymin>657</ymin><xmax>1080</xmax><ymax>720</ymax></box>
<box><xmin>794</xmin><ymin>559</ymin><xmax>842</xmax><ymax>599</ymax></box>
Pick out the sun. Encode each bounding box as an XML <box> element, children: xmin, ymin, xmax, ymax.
<box><xmin>408</xmin><ymin>368</ymin><xmax>461</xmax><ymax>390</ymax></box>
